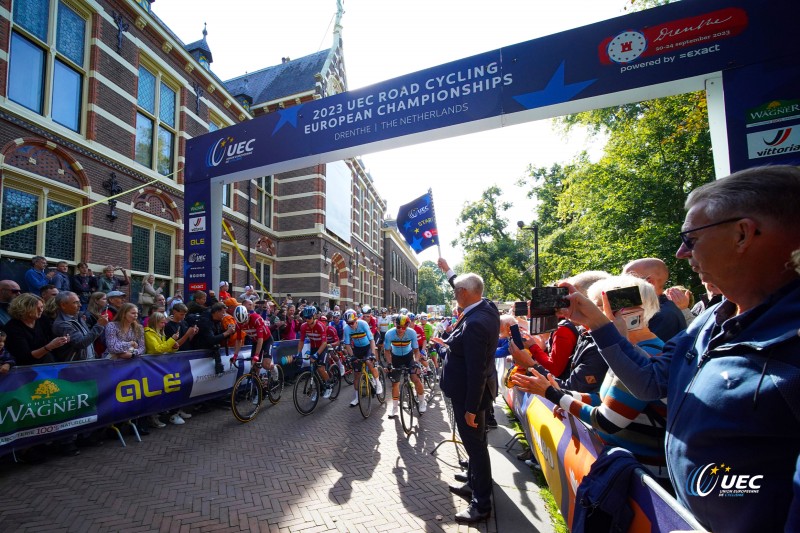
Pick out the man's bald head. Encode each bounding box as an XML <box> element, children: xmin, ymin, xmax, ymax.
<box><xmin>622</xmin><ymin>258</ymin><xmax>669</xmax><ymax>294</ymax></box>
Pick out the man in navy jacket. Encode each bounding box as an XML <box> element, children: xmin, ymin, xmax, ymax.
<box><xmin>433</xmin><ymin>272</ymin><xmax>500</xmax><ymax>523</ymax></box>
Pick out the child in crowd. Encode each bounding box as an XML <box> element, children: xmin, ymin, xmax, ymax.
<box><xmin>0</xmin><ymin>331</ymin><xmax>13</xmax><ymax>375</ymax></box>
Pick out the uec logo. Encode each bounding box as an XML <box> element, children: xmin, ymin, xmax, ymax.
<box><xmin>686</xmin><ymin>463</ymin><xmax>763</xmax><ymax>497</ymax></box>
<box><xmin>207</xmin><ymin>136</ymin><xmax>256</xmax><ymax>167</ymax></box>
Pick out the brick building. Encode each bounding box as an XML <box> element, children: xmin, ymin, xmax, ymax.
<box><xmin>382</xmin><ymin>221</ymin><xmax>419</xmax><ymax>312</ymax></box>
<box><xmin>0</xmin><ymin>0</ymin><xmax>416</xmax><ymax>309</ymax></box>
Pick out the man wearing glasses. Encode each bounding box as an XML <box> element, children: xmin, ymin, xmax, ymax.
<box><xmin>0</xmin><ymin>280</ymin><xmax>22</xmax><ymax>326</ymax></box>
<box><xmin>526</xmin><ymin>166</ymin><xmax>800</xmax><ymax>532</ymax></box>
<box><xmin>52</xmin><ymin>291</ymin><xmax>108</xmax><ymax>361</ymax></box>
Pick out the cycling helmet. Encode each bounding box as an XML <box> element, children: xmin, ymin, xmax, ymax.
<box><xmin>233</xmin><ymin>305</ymin><xmax>249</xmax><ymax>324</ymax></box>
<box><xmin>319</xmin><ymin>315</ymin><xmax>328</xmax><ymax>322</ymax></box>
<box><xmin>300</xmin><ymin>306</ymin><xmax>317</xmax><ymax>320</ymax></box>
<box><xmin>344</xmin><ymin>309</ymin><xmax>358</xmax><ymax>323</ymax></box>
<box><xmin>395</xmin><ymin>315</ymin><xmax>410</xmax><ymax>328</ymax></box>
<box><xmin>399</xmin><ymin>307</ymin><xmax>408</xmax><ymax>315</ymax></box>
<box><xmin>332</xmin><ymin>311</ymin><xmax>341</xmax><ymax>318</ymax></box>
<box><xmin>419</xmin><ymin>313</ymin><xmax>428</xmax><ymax>319</ymax></box>
<box><xmin>362</xmin><ymin>305</ymin><xmax>372</xmax><ymax>314</ymax></box>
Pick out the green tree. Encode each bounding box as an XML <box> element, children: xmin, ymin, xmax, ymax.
<box><xmin>452</xmin><ymin>186</ymin><xmax>536</xmax><ymax>301</ymax></box>
<box><xmin>416</xmin><ymin>261</ymin><xmax>453</xmax><ymax>313</ymax></box>
<box><xmin>519</xmin><ymin>91</ymin><xmax>714</xmax><ymax>291</ymax></box>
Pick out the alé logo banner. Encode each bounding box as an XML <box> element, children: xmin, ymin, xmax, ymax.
<box><xmin>0</xmin><ymin>376</ymin><xmax>97</xmax><ymax>444</ymax></box>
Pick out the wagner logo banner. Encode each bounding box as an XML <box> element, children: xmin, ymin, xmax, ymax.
<box><xmin>0</xmin><ymin>376</ymin><xmax>97</xmax><ymax>446</ymax></box>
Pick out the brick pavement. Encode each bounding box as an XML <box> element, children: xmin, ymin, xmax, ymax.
<box><xmin>0</xmin><ymin>387</ymin><xmax>549</xmax><ymax>533</ymax></box>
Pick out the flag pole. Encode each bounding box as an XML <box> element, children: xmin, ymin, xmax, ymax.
<box><xmin>428</xmin><ymin>188</ymin><xmax>443</xmax><ymax>257</ymax></box>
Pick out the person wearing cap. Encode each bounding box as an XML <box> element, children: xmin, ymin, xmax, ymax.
<box><xmin>222</xmin><ymin>297</ymin><xmax>245</xmax><ymax>352</ymax></box>
<box><xmin>105</xmin><ymin>290</ymin><xmax>126</xmax><ymax>321</ymax></box>
<box><xmin>219</xmin><ymin>281</ymin><xmax>231</xmax><ymax>301</ymax></box>
<box><xmin>240</xmin><ymin>285</ymin><xmax>259</xmax><ymax>302</ymax></box>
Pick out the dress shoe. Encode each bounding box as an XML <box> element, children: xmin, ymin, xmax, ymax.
<box><xmin>448</xmin><ymin>483</ymin><xmax>473</xmax><ymax>501</ymax></box>
<box><xmin>454</xmin><ymin>473</ymin><xmax>469</xmax><ymax>483</ymax></box>
<box><xmin>455</xmin><ymin>505</ymin><xmax>491</xmax><ymax>523</ymax></box>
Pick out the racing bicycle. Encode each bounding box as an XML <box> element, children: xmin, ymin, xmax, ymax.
<box><xmin>230</xmin><ymin>354</ymin><xmax>284</xmax><ymax>423</ymax></box>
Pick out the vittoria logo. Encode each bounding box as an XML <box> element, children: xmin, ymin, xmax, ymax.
<box><xmin>686</xmin><ymin>462</ymin><xmax>763</xmax><ymax>498</ymax></box>
<box><xmin>747</xmin><ymin>126</ymin><xmax>800</xmax><ymax>159</ymax></box>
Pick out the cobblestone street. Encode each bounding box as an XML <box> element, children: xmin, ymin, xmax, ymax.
<box><xmin>0</xmin><ymin>386</ymin><xmax>553</xmax><ymax>533</ymax></box>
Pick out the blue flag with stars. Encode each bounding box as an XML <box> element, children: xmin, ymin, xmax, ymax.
<box><xmin>397</xmin><ymin>192</ymin><xmax>438</xmax><ymax>254</ymax></box>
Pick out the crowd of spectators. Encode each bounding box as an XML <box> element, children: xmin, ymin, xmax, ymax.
<box><xmin>504</xmin><ymin>165</ymin><xmax>800</xmax><ymax>532</ymax></box>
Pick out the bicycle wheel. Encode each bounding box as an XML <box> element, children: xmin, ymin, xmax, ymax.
<box><xmin>343</xmin><ymin>358</ymin><xmax>355</xmax><ymax>385</ymax></box>
<box><xmin>231</xmin><ymin>373</ymin><xmax>262</xmax><ymax>423</ymax></box>
<box><xmin>358</xmin><ymin>371</ymin><xmax>372</xmax><ymax>418</ymax></box>
<box><xmin>266</xmin><ymin>364</ymin><xmax>284</xmax><ymax>404</ymax></box>
<box><xmin>376</xmin><ymin>367</ymin><xmax>387</xmax><ymax>404</ymax></box>
<box><xmin>293</xmin><ymin>371</ymin><xmax>319</xmax><ymax>415</ymax></box>
<box><xmin>399</xmin><ymin>380</ymin><xmax>414</xmax><ymax>434</ymax></box>
<box><xmin>328</xmin><ymin>365</ymin><xmax>342</xmax><ymax>400</ymax></box>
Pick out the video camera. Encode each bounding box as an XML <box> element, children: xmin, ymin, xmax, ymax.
<box><xmin>513</xmin><ymin>286</ymin><xmax>570</xmax><ymax>335</ymax></box>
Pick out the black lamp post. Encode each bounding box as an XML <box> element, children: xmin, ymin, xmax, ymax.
<box><xmin>517</xmin><ymin>221</ymin><xmax>540</xmax><ymax>288</ymax></box>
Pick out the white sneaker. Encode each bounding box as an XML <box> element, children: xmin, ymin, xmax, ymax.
<box><xmin>252</xmin><ymin>394</ymin><xmax>260</xmax><ymax>405</ymax></box>
<box><xmin>338</xmin><ymin>363</ymin><xmax>346</xmax><ymax>375</ymax></box>
<box><xmin>323</xmin><ymin>386</ymin><xmax>332</xmax><ymax>399</ymax></box>
<box><xmin>375</xmin><ymin>379</ymin><xmax>383</xmax><ymax>395</ymax></box>
<box><xmin>149</xmin><ymin>414</ymin><xmax>166</xmax><ymax>428</ymax></box>
<box><xmin>169</xmin><ymin>414</ymin><xmax>185</xmax><ymax>425</ymax></box>
<box><xmin>177</xmin><ymin>409</ymin><xmax>192</xmax><ymax>419</ymax></box>
<box><xmin>310</xmin><ymin>390</ymin><xmax>318</xmax><ymax>402</ymax></box>
<box><xmin>389</xmin><ymin>400</ymin><xmax>399</xmax><ymax>418</ymax></box>
<box><xmin>350</xmin><ymin>395</ymin><xmax>359</xmax><ymax>407</ymax></box>
<box><xmin>418</xmin><ymin>395</ymin><xmax>427</xmax><ymax>413</ymax></box>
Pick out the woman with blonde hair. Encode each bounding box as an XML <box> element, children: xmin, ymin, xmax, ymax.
<box><xmin>139</xmin><ymin>274</ymin><xmax>163</xmax><ymax>316</ymax></box>
<box><xmin>5</xmin><ymin>293</ymin><xmax>68</xmax><ymax>366</ymax></box>
<box><xmin>103</xmin><ymin>303</ymin><xmax>145</xmax><ymax>359</ymax></box>
<box><xmin>144</xmin><ymin>311</ymin><xmax>193</xmax><ymax>354</ymax></box>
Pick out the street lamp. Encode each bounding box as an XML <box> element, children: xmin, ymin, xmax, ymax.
<box><xmin>517</xmin><ymin>221</ymin><xmax>540</xmax><ymax>288</ymax></box>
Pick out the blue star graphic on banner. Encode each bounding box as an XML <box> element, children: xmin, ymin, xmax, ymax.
<box><xmin>403</xmin><ymin>221</ymin><xmax>412</xmax><ymax>231</ymax></box>
<box><xmin>513</xmin><ymin>61</ymin><xmax>596</xmax><ymax>109</ymax></box>
<box><xmin>272</xmin><ymin>104</ymin><xmax>304</xmax><ymax>135</ymax></box>
<box><xmin>31</xmin><ymin>365</ymin><xmax>64</xmax><ymax>382</ymax></box>
<box><xmin>410</xmin><ymin>235</ymin><xmax>424</xmax><ymax>252</ymax></box>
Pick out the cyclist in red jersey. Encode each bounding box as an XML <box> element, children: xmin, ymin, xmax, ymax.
<box><xmin>297</xmin><ymin>306</ymin><xmax>332</xmax><ymax>398</ymax></box>
<box><xmin>237</xmin><ymin>299</ymin><xmax>278</xmax><ymax>378</ymax></box>
<box><xmin>320</xmin><ymin>315</ymin><xmax>346</xmax><ymax>376</ymax></box>
<box><xmin>362</xmin><ymin>305</ymin><xmax>378</xmax><ymax>337</ymax></box>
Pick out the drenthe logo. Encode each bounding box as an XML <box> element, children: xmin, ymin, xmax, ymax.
<box><xmin>686</xmin><ymin>462</ymin><xmax>763</xmax><ymax>498</ymax></box>
<box><xmin>207</xmin><ymin>136</ymin><xmax>256</xmax><ymax>167</ymax></box>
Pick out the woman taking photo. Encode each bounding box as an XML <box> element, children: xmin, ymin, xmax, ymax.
<box><xmin>144</xmin><ymin>311</ymin><xmax>194</xmax><ymax>354</ymax></box>
<box><xmin>5</xmin><ymin>293</ymin><xmax>69</xmax><ymax>366</ymax></box>
<box><xmin>103</xmin><ymin>303</ymin><xmax>145</xmax><ymax>359</ymax></box>
<box><xmin>139</xmin><ymin>274</ymin><xmax>163</xmax><ymax>316</ymax></box>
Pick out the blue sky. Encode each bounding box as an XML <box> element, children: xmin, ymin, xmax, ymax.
<box><xmin>155</xmin><ymin>0</ymin><xmax>626</xmax><ymax>264</ymax></box>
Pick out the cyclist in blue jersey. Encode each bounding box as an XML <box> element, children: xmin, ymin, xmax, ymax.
<box><xmin>384</xmin><ymin>314</ymin><xmax>426</xmax><ymax>418</ymax></box>
<box><xmin>342</xmin><ymin>309</ymin><xmax>383</xmax><ymax>406</ymax></box>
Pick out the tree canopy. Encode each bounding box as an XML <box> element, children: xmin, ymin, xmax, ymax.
<box><xmin>453</xmin><ymin>91</ymin><xmax>714</xmax><ymax>299</ymax></box>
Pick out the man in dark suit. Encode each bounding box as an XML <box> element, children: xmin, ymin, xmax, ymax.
<box><xmin>432</xmin><ymin>270</ymin><xmax>500</xmax><ymax>523</ymax></box>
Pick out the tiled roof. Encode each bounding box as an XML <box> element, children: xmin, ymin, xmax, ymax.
<box><xmin>224</xmin><ymin>49</ymin><xmax>329</xmax><ymax>105</ymax></box>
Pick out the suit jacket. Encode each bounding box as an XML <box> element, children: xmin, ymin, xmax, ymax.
<box><xmin>440</xmin><ymin>298</ymin><xmax>500</xmax><ymax>413</ymax></box>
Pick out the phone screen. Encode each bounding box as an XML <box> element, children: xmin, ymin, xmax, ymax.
<box><xmin>509</xmin><ymin>324</ymin><xmax>525</xmax><ymax>349</ymax></box>
<box><xmin>606</xmin><ymin>286</ymin><xmax>643</xmax><ymax>312</ymax></box>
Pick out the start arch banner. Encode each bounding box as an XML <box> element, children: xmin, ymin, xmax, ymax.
<box><xmin>183</xmin><ymin>0</ymin><xmax>800</xmax><ymax>292</ymax></box>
